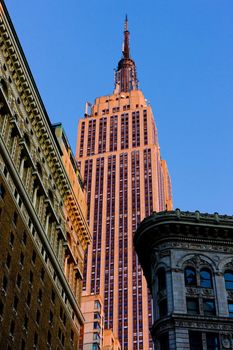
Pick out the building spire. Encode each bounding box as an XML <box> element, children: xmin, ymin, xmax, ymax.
<box><xmin>114</xmin><ymin>16</ymin><xmax>138</xmax><ymax>93</ymax></box>
<box><xmin>123</xmin><ymin>15</ymin><xmax>130</xmax><ymax>59</ymax></box>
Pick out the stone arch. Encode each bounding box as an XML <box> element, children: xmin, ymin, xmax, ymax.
<box><xmin>177</xmin><ymin>253</ymin><xmax>218</xmax><ymax>272</ymax></box>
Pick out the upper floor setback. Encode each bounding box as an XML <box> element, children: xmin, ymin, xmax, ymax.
<box><xmin>84</xmin><ymin>90</ymin><xmax>151</xmax><ymax>119</ymax></box>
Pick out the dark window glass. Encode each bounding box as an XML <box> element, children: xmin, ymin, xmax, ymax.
<box><xmin>206</xmin><ymin>333</ymin><xmax>220</xmax><ymax>350</ymax></box>
<box><xmin>185</xmin><ymin>267</ymin><xmax>197</xmax><ymax>286</ymax></box>
<box><xmin>157</xmin><ymin>268</ymin><xmax>166</xmax><ymax>292</ymax></box>
<box><xmin>200</xmin><ymin>268</ymin><xmax>212</xmax><ymax>288</ymax></box>
<box><xmin>187</xmin><ymin>298</ymin><xmax>199</xmax><ymax>314</ymax></box>
<box><xmin>228</xmin><ymin>302</ymin><xmax>233</xmax><ymax>318</ymax></box>
<box><xmin>159</xmin><ymin>333</ymin><xmax>169</xmax><ymax>350</ymax></box>
<box><xmin>0</xmin><ymin>184</ymin><xmax>5</xmax><ymax>199</ymax></box>
<box><xmin>158</xmin><ymin>299</ymin><xmax>167</xmax><ymax>318</ymax></box>
<box><xmin>203</xmin><ymin>299</ymin><xmax>216</xmax><ymax>316</ymax></box>
<box><xmin>224</xmin><ymin>271</ymin><xmax>233</xmax><ymax>290</ymax></box>
<box><xmin>189</xmin><ymin>332</ymin><xmax>203</xmax><ymax>350</ymax></box>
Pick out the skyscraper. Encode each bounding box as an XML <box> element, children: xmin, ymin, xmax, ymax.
<box><xmin>76</xmin><ymin>17</ymin><xmax>172</xmax><ymax>350</ymax></box>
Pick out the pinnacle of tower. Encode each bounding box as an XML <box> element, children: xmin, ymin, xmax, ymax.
<box><xmin>114</xmin><ymin>16</ymin><xmax>138</xmax><ymax>94</ymax></box>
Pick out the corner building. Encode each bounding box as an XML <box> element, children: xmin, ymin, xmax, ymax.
<box><xmin>76</xmin><ymin>18</ymin><xmax>172</xmax><ymax>350</ymax></box>
<box><xmin>134</xmin><ymin>209</ymin><xmax>233</xmax><ymax>350</ymax></box>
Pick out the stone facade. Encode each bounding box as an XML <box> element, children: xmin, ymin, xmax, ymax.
<box><xmin>134</xmin><ymin>209</ymin><xmax>233</xmax><ymax>350</ymax></box>
<box><xmin>0</xmin><ymin>1</ymin><xmax>90</xmax><ymax>349</ymax></box>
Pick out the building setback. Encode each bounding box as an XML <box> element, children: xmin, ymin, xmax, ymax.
<box><xmin>134</xmin><ymin>209</ymin><xmax>233</xmax><ymax>350</ymax></box>
<box><xmin>76</xmin><ymin>17</ymin><xmax>172</xmax><ymax>350</ymax></box>
<box><xmin>0</xmin><ymin>1</ymin><xmax>91</xmax><ymax>349</ymax></box>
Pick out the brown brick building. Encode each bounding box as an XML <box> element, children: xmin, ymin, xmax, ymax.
<box><xmin>0</xmin><ymin>1</ymin><xmax>90</xmax><ymax>349</ymax></box>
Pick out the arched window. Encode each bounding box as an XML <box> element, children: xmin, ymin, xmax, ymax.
<box><xmin>24</xmin><ymin>133</ymin><xmax>31</xmax><ymax>150</ymax></box>
<box><xmin>157</xmin><ymin>268</ymin><xmax>166</xmax><ymax>292</ymax></box>
<box><xmin>184</xmin><ymin>267</ymin><xmax>197</xmax><ymax>286</ymax></box>
<box><xmin>200</xmin><ymin>268</ymin><xmax>212</xmax><ymax>288</ymax></box>
<box><xmin>1</xmin><ymin>78</ymin><xmax>8</xmax><ymax>97</ymax></box>
<box><xmin>224</xmin><ymin>270</ymin><xmax>233</xmax><ymax>290</ymax></box>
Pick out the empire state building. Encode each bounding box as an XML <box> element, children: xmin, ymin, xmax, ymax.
<box><xmin>76</xmin><ymin>17</ymin><xmax>172</xmax><ymax>350</ymax></box>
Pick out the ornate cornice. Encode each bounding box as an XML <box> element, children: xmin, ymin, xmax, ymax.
<box><xmin>134</xmin><ymin>209</ymin><xmax>233</xmax><ymax>289</ymax></box>
<box><xmin>0</xmin><ymin>3</ymin><xmax>91</xmax><ymax>247</ymax></box>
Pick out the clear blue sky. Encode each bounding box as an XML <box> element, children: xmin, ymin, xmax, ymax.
<box><xmin>4</xmin><ymin>0</ymin><xmax>233</xmax><ymax>215</ymax></box>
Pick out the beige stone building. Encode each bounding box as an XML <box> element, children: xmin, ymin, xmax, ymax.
<box><xmin>0</xmin><ymin>1</ymin><xmax>90</xmax><ymax>349</ymax></box>
<box><xmin>76</xmin><ymin>17</ymin><xmax>172</xmax><ymax>350</ymax></box>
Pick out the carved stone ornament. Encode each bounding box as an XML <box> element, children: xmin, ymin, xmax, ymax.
<box><xmin>225</xmin><ymin>259</ymin><xmax>233</xmax><ymax>270</ymax></box>
<box><xmin>221</xmin><ymin>334</ymin><xmax>231</xmax><ymax>349</ymax></box>
<box><xmin>185</xmin><ymin>255</ymin><xmax>210</xmax><ymax>268</ymax></box>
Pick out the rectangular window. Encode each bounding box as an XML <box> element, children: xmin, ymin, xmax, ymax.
<box><xmin>203</xmin><ymin>299</ymin><xmax>216</xmax><ymax>316</ymax></box>
<box><xmin>187</xmin><ymin>298</ymin><xmax>199</xmax><ymax>315</ymax></box>
<box><xmin>228</xmin><ymin>302</ymin><xmax>233</xmax><ymax>318</ymax></box>
<box><xmin>159</xmin><ymin>333</ymin><xmax>169</xmax><ymax>350</ymax></box>
<box><xmin>206</xmin><ymin>333</ymin><xmax>220</xmax><ymax>350</ymax></box>
<box><xmin>189</xmin><ymin>331</ymin><xmax>203</xmax><ymax>350</ymax></box>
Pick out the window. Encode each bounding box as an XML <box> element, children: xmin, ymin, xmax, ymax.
<box><xmin>38</xmin><ymin>289</ymin><xmax>42</xmax><ymax>303</ymax></box>
<box><xmin>189</xmin><ymin>332</ymin><xmax>203</xmax><ymax>350</ymax></box>
<box><xmin>36</xmin><ymin>310</ymin><xmax>40</xmax><ymax>324</ymax></box>
<box><xmin>47</xmin><ymin>331</ymin><xmax>51</xmax><ymax>345</ymax></box>
<box><xmin>34</xmin><ymin>332</ymin><xmax>38</xmax><ymax>347</ymax></box>
<box><xmin>29</xmin><ymin>271</ymin><xmax>33</xmax><ymax>285</ymax></box>
<box><xmin>187</xmin><ymin>298</ymin><xmax>199</xmax><ymax>314</ymax></box>
<box><xmin>6</xmin><ymin>254</ymin><xmax>11</xmax><ymax>269</ymax></box>
<box><xmin>200</xmin><ymin>268</ymin><xmax>212</xmax><ymax>288</ymax></box>
<box><xmin>92</xmin><ymin>344</ymin><xmax>100</xmax><ymax>350</ymax></box>
<box><xmin>94</xmin><ymin>300</ymin><xmax>101</xmax><ymax>310</ymax></box>
<box><xmin>159</xmin><ymin>334</ymin><xmax>169</xmax><ymax>350</ymax></box>
<box><xmin>21</xmin><ymin>339</ymin><xmax>25</xmax><ymax>350</ymax></box>
<box><xmin>93</xmin><ymin>322</ymin><xmax>100</xmax><ymax>330</ymax></box>
<box><xmin>13</xmin><ymin>212</ymin><xmax>18</xmax><ymax>226</ymax></box>
<box><xmin>206</xmin><ymin>333</ymin><xmax>220</xmax><ymax>350</ymax></box>
<box><xmin>0</xmin><ymin>184</ymin><xmax>5</xmax><ymax>199</ymax></box>
<box><xmin>40</xmin><ymin>268</ymin><xmax>45</xmax><ymax>281</ymax></box>
<box><xmin>9</xmin><ymin>232</ymin><xmax>14</xmax><ymax>247</ymax></box>
<box><xmin>158</xmin><ymin>299</ymin><xmax>167</xmax><ymax>318</ymax></box>
<box><xmin>228</xmin><ymin>302</ymin><xmax>233</xmax><ymax>318</ymax></box>
<box><xmin>26</xmin><ymin>292</ymin><xmax>31</xmax><ymax>306</ymax></box>
<box><xmin>224</xmin><ymin>271</ymin><xmax>233</xmax><ymax>290</ymax></box>
<box><xmin>0</xmin><ymin>300</ymin><xmax>4</xmax><ymax>316</ymax></box>
<box><xmin>32</xmin><ymin>250</ymin><xmax>36</xmax><ymax>264</ymax></box>
<box><xmin>51</xmin><ymin>290</ymin><xmax>55</xmax><ymax>303</ymax></box>
<box><xmin>157</xmin><ymin>268</ymin><xmax>166</xmax><ymax>292</ymax></box>
<box><xmin>49</xmin><ymin>310</ymin><xmax>53</xmax><ymax>324</ymax></box>
<box><xmin>13</xmin><ymin>296</ymin><xmax>19</xmax><ymax>311</ymax></box>
<box><xmin>16</xmin><ymin>274</ymin><xmax>22</xmax><ymax>288</ymax></box>
<box><xmin>9</xmin><ymin>320</ymin><xmax>15</xmax><ymax>336</ymax></box>
<box><xmin>2</xmin><ymin>275</ymin><xmax>8</xmax><ymax>291</ymax></box>
<box><xmin>22</xmin><ymin>232</ymin><xmax>27</xmax><ymax>245</ymax></box>
<box><xmin>23</xmin><ymin>315</ymin><xmax>28</xmax><ymax>330</ymax></box>
<box><xmin>203</xmin><ymin>299</ymin><xmax>216</xmax><ymax>316</ymax></box>
<box><xmin>185</xmin><ymin>267</ymin><xmax>197</xmax><ymax>286</ymax></box>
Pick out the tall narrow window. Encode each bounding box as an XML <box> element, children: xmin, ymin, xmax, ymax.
<box><xmin>184</xmin><ymin>267</ymin><xmax>197</xmax><ymax>286</ymax></box>
<box><xmin>189</xmin><ymin>332</ymin><xmax>203</xmax><ymax>350</ymax></box>
<box><xmin>203</xmin><ymin>299</ymin><xmax>216</xmax><ymax>316</ymax></box>
<box><xmin>224</xmin><ymin>270</ymin><xmax>233</xmax><ymax>290</ymax></box>
<box><xmin>157</xmin><ymin>268</ymin><xmax>166</xmax><ymax>292</ymax></box>
<box><xmin>186</xmin><ymin>298</ymin><xmax>199</xmax><ymax>315</ymax></box>
<box><xmin>228</xmin><ymin>302</ymin><xmax>233</xmax><ymax>318</ymax></box>
<box><xmin>206</xmin><ymin>333</ymin><xmax>220</xmax><ymax>350</ymax></box>
<box><xmin>200</xmin><ymin>268</ymin><xmax>212</xmax><ymax>288</ymax></box>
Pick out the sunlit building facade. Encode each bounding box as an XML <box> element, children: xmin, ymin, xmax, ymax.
<box><xmin>76</xmin><ymin>17</ymin><xmax>172</xmax><ymax>350</ymax></box>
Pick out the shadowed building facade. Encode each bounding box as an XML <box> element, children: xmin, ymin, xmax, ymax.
<box><xmin>134</xmin><ymin>209</ymin><xmax>233</xmax><ymax>350</ymax></box>
<box><xmin>76</xmin><ymin>17</ymin><xmax>172</xmax><ymax>350</ymax></box>
<box><xmin>0</xmin><ymin>1</ymin><xmax>91</xmax><ymax>349</ymax></box>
